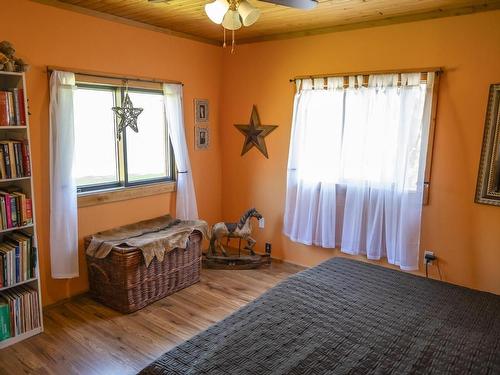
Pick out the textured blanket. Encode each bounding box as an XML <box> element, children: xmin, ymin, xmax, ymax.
<box><xmin>140</xmin><ymin>257</ymin><xmax>500</xmax><ymax>374</ymax></box>
<box><xmin>86</xmin><ymin>215</ymin><xmax>209</xmax><ymax>266</ymax></box>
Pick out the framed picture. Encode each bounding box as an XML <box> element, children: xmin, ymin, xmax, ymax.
<box><xmin>475</xmin><ymin>83</ymin><xmax>500</xmax><ymax>206</ymax></box>
<box><xmin>194</xmin><ymin>99</ymin><xmax>209</xmax><ymax>123</ymax></box>
<box><xmin>195</xmin><ymin>126</ymin><xmax>209</xmax><ymax>150</ymax></box>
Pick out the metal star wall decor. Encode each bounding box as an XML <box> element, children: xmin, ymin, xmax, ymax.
<box><xmin>112</xmin><ymin>86</ymin><xmax>143</xmax><ymax>140</ymax></box>
<box><xmin>234</xmin><ymin>105</ymin><xmax>278</xmax><ymax>159</ymax></box>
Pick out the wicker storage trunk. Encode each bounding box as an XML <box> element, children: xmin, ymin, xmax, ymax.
<box><xmin>85</xmin><ymin>231</ymin><xmax>202</xmax><ymax>314</ymax></box>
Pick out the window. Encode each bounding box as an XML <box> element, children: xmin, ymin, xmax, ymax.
<box><xmin>73</xmin><ymin>82</ymin><xmax>174</xmax><ymax>193</ymax></box>
<box><xmin>74</xmin><ymin>86</ymin><xmax>118</xmax><ymax>188</ymax></box>
<box><xmin>284</xmin><ymin>71</ymin><xmax>439</xmax><ymax>271</ymax></box>
<box><xmin>125</xmin><ymin>91</ymin><xmax>169</xmax><ymax>183</ymax></box>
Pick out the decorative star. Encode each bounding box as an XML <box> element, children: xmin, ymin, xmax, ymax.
<box><xmin>112</xmin><ymin>93</ymin><xmax>143</xmax><ymax>140</ymax></box>
<box><xmin>234</xmin><ymin>106</ymin><xmax>277</xmax><ymax>159</ymax></box>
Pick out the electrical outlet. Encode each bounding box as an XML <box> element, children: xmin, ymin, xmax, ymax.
<box><xmin>265</xmin><ymin>242</ymin><xmax>272</xmax><ymax>254</ymax></box>
<box><xmin>424</xmin><ymin>250</ymin><xmax>435</xmax><ymax>264</ymax></box>
<box><xmin>258</xmin><ymin>218</ymin><xmax>265</xmax><ymax>228</ymax></box>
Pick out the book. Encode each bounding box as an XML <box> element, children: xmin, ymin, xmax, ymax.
<box><xmin>7</xmin><ymin>142</ymin><xmax>16</xmax><ymax>178</ymax></box>
<box><xmin>0</xmin><ymin>244</ymin><xmax>15</xmax><ymax>286</ymax></box>
<box><xmin>21</xmin><ymin>141</ymin><xmax>31</xmax><ymax>176</ymax></box>
<box><xmin>14</xmin><ymin>243</ymin><xmax>20</xmax><ymax>283</ymax></box>
<box><xmin>0</xmin><ymin>92</ymin><xmax>9</xmax><ymax>127</ymax></box>
<box><xmin>15</xmin><ymin>232</ymin><xmax>32</xmax><ymax>279</ymax></box>
<box><xmin>1</xmin><ymin>144</ymin><xmax>11</xmax><ymax>179</ymax></box>
<box><xmin>6</xmin><ymin>92</ymin><xmax>15</xmax><ymax>126</ymax></box>
<box><xmin>13</xmin><ymin>143</ymin><xmax>22</xmax><ymax>177</ymax></box>
<box><xmin>0</xmin><ymin>286</ymin><xmax>40</xmax><ymax>337</ymax></box>
<box><xmin>0</xmin><ymin>297</ymin><xmax>11</xmax><ymax>341</ymax></box>
<box><xmin>0</xmin><ymin>231</ymin><xmax>34</xmax><ymax>287</ymax></box>
<box><xmin>6</xmin><ymin>233</ymin><xmax>30</xmax><ymax>281</ymax></box>
<box><xmin>10</xmin><ymin>194</ymin><xmax>17</xmax><ymax>227</ymax></box>
<box><xmin>25</xmin><ymin>198</ymin><xmax>32</xmax><ymax>225</ymax></box>
<box><xmin>9</xmin><ymin>89</ymin><xmax>21</xmax><ymax>126</ymax></box>
<box><xmin>11</xmin><ymin>192</ymin><xmax>27</xmax><ymax>226</ymax></box>
<box><xmin>0</xmin><ymin>191</ymin><xmax>13</xmax><ymax>228</ymax></box>
<box><xmin>6</xmin><ymin>186</ymin><xmax>23</xmax><ymax>227</ymax></box>
<box><xmin>5</xmin><ymin>236</ymin><xmax>25</xmax><ymax>281</ymax></box>
<box><xmin>0</xmin><ymin>140</ymin><xmax>30</xmax><ymax>179</ymax></box>
<box><xmin>0</xmin><ymin>141</ymin><xmax>15</xmax><ymax>178</ymax></box>
<box><xmin>0</xmin><ymin>146</ymin><xmax>5</xmax><ymax>179</ymax></box>
<box><xmin>17</xmin><ymin>89</ymin><xmax>26</xmax><ymax>126</ymax></box>
<box><xmin>0</xmin><ymin>255</ymin><xmax>3</xmax><ymax>287</ymax></box>
<box><xmin>30</xmin><ymin>246</ymin><xmax>36</xmax><ymax>279</ymax></box>
<box><xmin>0</xmin><ymin>196</ymin><xmax>6</xmax><ymax>229</ymax></box>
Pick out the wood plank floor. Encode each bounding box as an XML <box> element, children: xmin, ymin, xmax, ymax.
<box><xmin>0</xmin><ymin>262</ymin><xmax>304</xmax><ymax>375</ymax></box>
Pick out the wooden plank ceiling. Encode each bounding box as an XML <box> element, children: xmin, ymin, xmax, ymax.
<box><xmin>41</xmin><ymin>0</ymin><xmax>500</xmax><ymax>44</ymax></box>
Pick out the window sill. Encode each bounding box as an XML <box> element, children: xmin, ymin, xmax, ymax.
<box><xmin>77</xmin><ymin>181</ymin><xmax>176</xmax><ymax>208</ymax></box>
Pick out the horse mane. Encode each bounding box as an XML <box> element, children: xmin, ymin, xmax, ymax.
<box><xmin>237</xmin><ymin>208</ymin><xmax>257</xmax><ymax>229</ymax></box>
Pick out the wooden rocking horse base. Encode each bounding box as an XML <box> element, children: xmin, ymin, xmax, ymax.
<box><xmin>203</xmin><ymin>247</ymin><xmax>271</xmax><ymax>270</ymax></box>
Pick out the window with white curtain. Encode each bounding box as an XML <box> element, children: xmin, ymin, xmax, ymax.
<box><xmin>284</xmin><ymin>72</ymin><xmax>436</xmax><ymax>271</ymax></box>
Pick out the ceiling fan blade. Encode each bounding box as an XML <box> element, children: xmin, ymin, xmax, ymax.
<box><xmin>258</xmin><ymin>0</ymin><xmax>318</xmax><ymax>10</ymax></box>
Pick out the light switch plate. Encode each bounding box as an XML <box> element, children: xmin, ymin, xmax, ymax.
<box><xmin>258</xmin><ymin>218</ymin><xmax>265</xmax><ymax>228</ymax></box>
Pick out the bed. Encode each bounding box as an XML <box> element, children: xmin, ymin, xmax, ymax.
<box><xmin>139</xmin><ymin>257</ymin><xmax>500</xmax><ymax>374</ymax></box>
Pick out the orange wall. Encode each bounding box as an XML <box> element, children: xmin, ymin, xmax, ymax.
<box><xmin>220</xmin><ymin>11</ymin><xmax>500</xmax><ymax>294</ymax></box>
<box><xmin>2</xmin><ymin>0</ymin><xmax>223</xmax><ymax>305</ymax></box>
<box><xmin>3</xmin><ymin>1</ymin><xmax>500</xmax><ymax>306</ymax></box>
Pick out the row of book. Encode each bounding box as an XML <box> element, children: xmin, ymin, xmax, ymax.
<box><xmin>0</xmin><ymin>188</ymin><xmax>33</xmax><ymax>231</ymax></box>
<box><xmin>0</xmin><ymin>89</ymin><xmax>26</xmax><ymax>127</ymax></box>
<box><xmin>0</xmin><ymin>285</ymin><xmax>40</xmax><ymax>341</ymax></box>
<box><xmin>0</xmin><ymin>140</ymin><xmax>31</xmax><ymax>179</ymax></box>
<box><xmin>0</xmin><ymin>231</ymin><xmax>36</xmax><ymax>288</ymax></box>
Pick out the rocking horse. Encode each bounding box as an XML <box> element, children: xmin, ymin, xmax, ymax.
<box><xmin>204</xmin><ymin>208</ymin><xmax>270</xmax><ymax>269</ymax></box>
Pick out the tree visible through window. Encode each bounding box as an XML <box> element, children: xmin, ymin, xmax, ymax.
<box><xmin>73</xmin><ymin>84</ymin><xmax>174</xmax><ymax>192</ymax></box>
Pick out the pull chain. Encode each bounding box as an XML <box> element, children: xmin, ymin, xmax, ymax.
<box><xmin>223</xmin><ymin>27</ymin><xmax>227</xmax><ymax>48</ymax></box>
<box><xmin>231</xmin><ymin>29</ymin><xmax>235</xmax><ymax>54</ymax></box>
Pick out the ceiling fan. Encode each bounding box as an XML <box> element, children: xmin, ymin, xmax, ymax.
<box><xmin>205</xmin><ymin>0</ymin><xmax>317</xmax><ymax>50</ymax></box>
<box><xmin>149</xmin><ymin>0</ymin><xmax>318</xmax><ymax>51</ymax></box>
<box><xmin>205</xmin><ymin>0</ymin><xmax>317</xmax><ymax>29</ymax></box>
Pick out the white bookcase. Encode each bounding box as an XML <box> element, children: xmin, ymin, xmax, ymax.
<box><xmin>0</xmin><ymin>71</ymin><xmax>43</xmax><ymax>349</ymax></box>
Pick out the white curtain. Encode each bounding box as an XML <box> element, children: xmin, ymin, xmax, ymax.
<box><xmin>284</xmin><ymin>73</ymin><xmax>434</xmax><ymax>270</ymax></box>
<box><xmin>49</xmin><ymin>71</ymin><xmax>79</xmax><ymax>278</ymax></box>
<box><xmin>163</xmin><ymin>83</ymin><xmax>198</xmax><ymax>220</ymax></box>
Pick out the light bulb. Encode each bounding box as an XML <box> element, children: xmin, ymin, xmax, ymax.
<box><xmin>238</xmin><ymin>0</ymin><xmax>260</xmax><ymax>27</ymax></box>
<box><xmin>205</xmin><ymin>0</ymin><xmax>229</xmax><ymax>25</ymax></box>
<box><xmin>222</xmin><ymin>9</ymin><xmax>242</xmax><ymax>30</ymax></box>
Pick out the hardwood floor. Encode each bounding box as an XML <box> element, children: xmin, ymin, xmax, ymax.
<box><xmin>0</xmin><ymin>262</ymin><xmax>304</xmax><ymax>375</ymax></box>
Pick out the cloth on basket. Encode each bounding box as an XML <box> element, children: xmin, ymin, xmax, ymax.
<box><xmin>85</xmin><ymin>215</ymin><xmax>209</xmax><ymax>266</ymax></box>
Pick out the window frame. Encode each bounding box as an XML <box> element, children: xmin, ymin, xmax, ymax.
<box><xmin>74</xmin><ymin>82</ymin><xmax>176</xmax><ymax>194</ymax></box>
<box><xmin>422</xmin><ymin>71</ymin><xmax>441</xmax><ymax>205</ymax></box>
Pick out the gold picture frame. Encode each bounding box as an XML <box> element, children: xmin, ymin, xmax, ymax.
<box><xmin>475</xmin><ymin>83</ymin><xmax>500</xmax><ymax>206</ymax></box>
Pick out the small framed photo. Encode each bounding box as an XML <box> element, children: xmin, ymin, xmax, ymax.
<box><xmin>195</xmin><ymin>126</ymin><xmax>209</xmax><ymax>150</ymax></box>
<box><xmin>194</xmin><ymin>99</ymin><xmax>209</xmax><ymax>124</ymax></box>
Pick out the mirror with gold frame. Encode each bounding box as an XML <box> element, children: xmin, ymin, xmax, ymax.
<box><xmin>475</xmin><ymin>83</ymin><xmax>500</xmax><ymax>206</ymax></box>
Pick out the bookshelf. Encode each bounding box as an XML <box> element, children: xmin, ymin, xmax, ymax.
<box><xmin>0</xmin><ymin>71</ymin><xmax>43</xmax><ymax>349</ymax></box>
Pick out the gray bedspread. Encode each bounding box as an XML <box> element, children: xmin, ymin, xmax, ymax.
<box><xmin>139</xmin><ymin>257</ymin><xmax>500</xmax><ymax>374</ymax></box>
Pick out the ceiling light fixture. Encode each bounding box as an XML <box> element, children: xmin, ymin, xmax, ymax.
<box><xmin>204</xmin><ymin>0</ymin><xmax>318</xmax><ymax>52</ymax></box>
<box><xmin>205</xmin><ymin>0</ymin><xmax>260</xmax><ymax>52</ymax></box>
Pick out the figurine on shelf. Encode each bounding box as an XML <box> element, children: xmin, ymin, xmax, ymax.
<box><xmin>208</xmin><ymin>208</ymin><xmax>262</xmax><ymax>257</ymax></box>
<box><xmin>0</xmin><ymin>41</ymin><xmax>29</xmax><ymax>72</ymax></box>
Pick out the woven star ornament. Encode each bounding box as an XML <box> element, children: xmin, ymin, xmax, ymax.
<box><xmin>112</xmin><ymin>92</ymin><xmax>143</xmax><ymax>140</ymax></box>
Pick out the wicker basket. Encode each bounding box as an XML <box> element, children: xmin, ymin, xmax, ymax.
<box><xmin>85</xmin><ymin>231</ymin><xmax>202</xmax><ymax>314</ymax></box>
